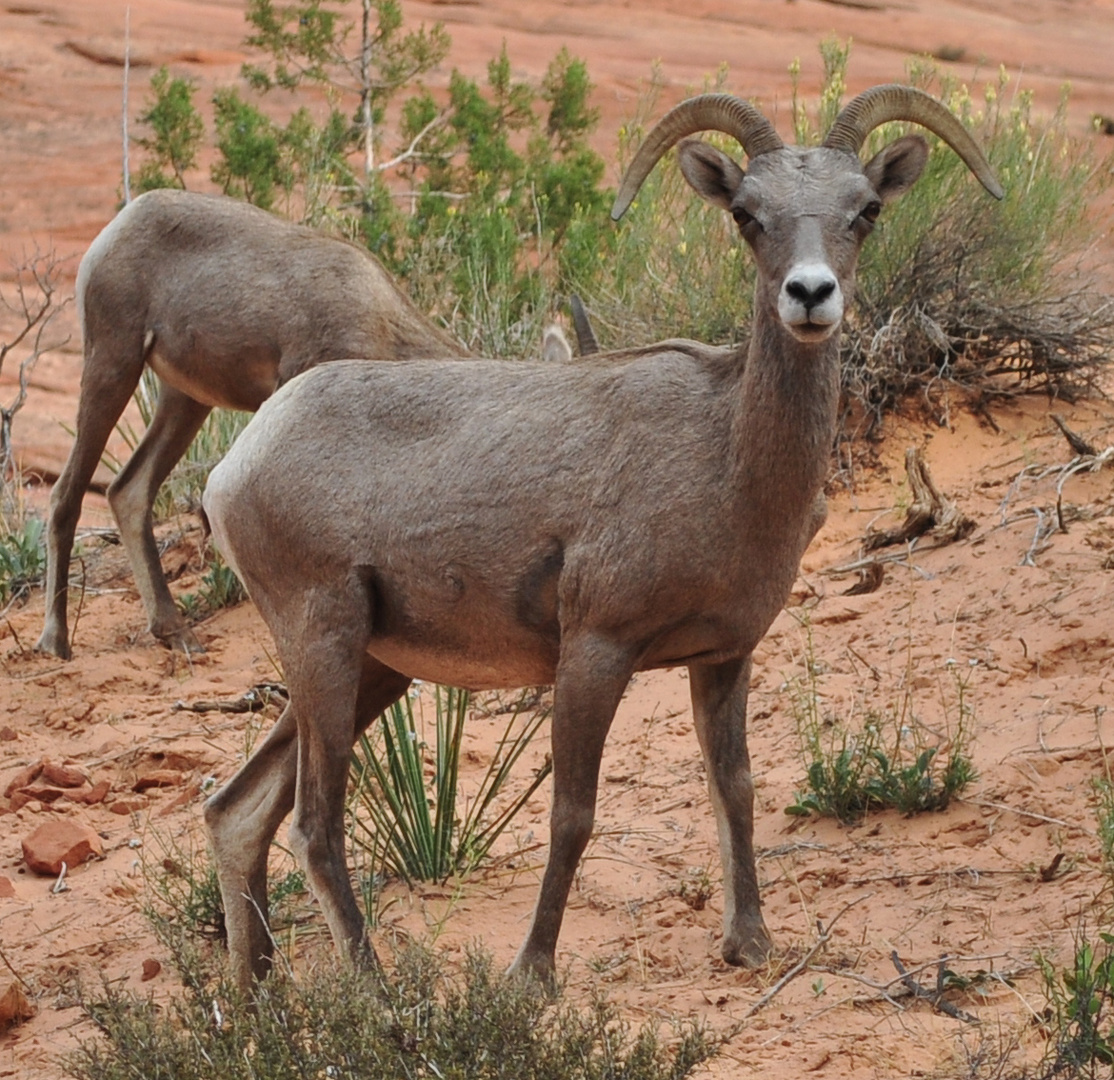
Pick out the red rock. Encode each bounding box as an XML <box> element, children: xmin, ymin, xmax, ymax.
<box><xmin>109</xmin><ymin>797</ymin><xmax>149</xmax><ymax>815</ymax></box>
<box><xmin>3</xmin><ymin>761</ymin><xmax>42</xmax><ymax>799</ymax></box>
<box><xmin>8</xmin><ymin>791</ymin><xmax>33</xmax><ymax>812</ymax></box>
<box><xmin>76</xmin><ymin>779</ymin><xmax>112</xmax><ymax>805</ymax></box>
<box><xmin>0</xmin><ymin>876</ymin><xmax>15</xmax><ymax>898</ymax></box>
<box><xmin>158</xmin><ymin>782</ymin><xmax>201</xmax><ymax>816</ymax></box>
<box><xmin>140</xmin><ymin>958</ymin><xmax>161</xmax><ymax>982</ymax></box>
<box><xmin>21</xmin><ymin>820</ymin><xmax>104</xmax><ymax>876</ymax></box>
<box><xmin>41</xmin><ymin>761</ymin><xmax>91</xmax><ymax>788</ymax></box>
<box><xmin>133</xmin><ymin>769</ymin><xmax>185</xmax><ymax>792</ymax></box>
<box><xmin>0</xmin><ymin>982</ymin><xmax>35</xmax><ymax>1032</ymax></box>
<box><xmin>0</xmin><ymin>726</ymin><xmax>17</xmax><ymax>741</ymax></box>
<box><xmin>14</xmin><ymin>784</ymin><xmax>67</xmax><ymax>804</ymax></box>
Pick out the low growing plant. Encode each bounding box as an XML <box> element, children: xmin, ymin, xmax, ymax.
<box><xmin>68</xmin><ymin>938</ymin><xmax>714</xmax><ymax>1080</ymax></box>
<box><xmin>0</xmin><ymin>515</ymin><xmax>46</xmax><ymax>606</ymax></box>
<box><xmin>1036</xmin><ymin>931</ymin><xmax>1114</xmax><ymax>1078</ymax></box>
<box><xmin>143</xmin><ymin>831</ymin><xmax>305</xmax><ymax>944</ymax></box>
<box><xmin>785</xmin><ymin>623</ymin><xmax>978</xmax><ymax>824</ymax></box>
<box><xmin>349</xmin><ymin>685</ymin><xmax>551</xmax><ymax>889</ymax></box>
<box><xmin>176</xmin><ymin>551</ymin><xmax>248</xmax><ymax>621</ymax></box>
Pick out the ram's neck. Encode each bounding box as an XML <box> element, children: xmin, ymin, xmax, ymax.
<box><xmin>730</xmin><ymin>306</ymin><xmax>840</xmax><ymax>539</ymax></box>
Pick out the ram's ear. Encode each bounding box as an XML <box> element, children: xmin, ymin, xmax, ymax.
<box><xmin>863</xmin><ymin>134</ymin><xmax>929</xmax><ymax>204</ymax></box>
<box><xmin>677</xmin><ymin>139</ymin><xmax>746</xmax><ymax>211</ymax></box>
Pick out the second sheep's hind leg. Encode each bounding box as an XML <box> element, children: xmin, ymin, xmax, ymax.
<box><xmin>107</xmin><ymin>379</ymin><xmax>212</xmax><ymax>653</ymax></box>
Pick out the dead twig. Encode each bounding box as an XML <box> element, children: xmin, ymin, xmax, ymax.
<box><xmin>741</xmin><ymin>893</ymin><xmax>872</xmax><ymax>1020</ymax></box>
<box><xmin>172</xmin><ymin>682</ymin><xmax>289</xmax><ymax>714</ymax></box>
<box><xmin>863</xmin><ymin>446</ymin><xmax>975</xmax><ymax>551</ymax></box>
<box><xmin>1051</xmin><ymin>413</ymin><xmax>1096</xmax><ymax>457</ymax></box>
<box><xmin>890</xmin><ymin>951</ymin><xmax>979</xmax><ymax>1023</ymax></box>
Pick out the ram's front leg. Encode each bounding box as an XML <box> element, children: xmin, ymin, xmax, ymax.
<box><xmin>689</xmin><ymin>656</ymin><xmax>772</xmax><ymax>967</ymax></box>
<box><xmin>508</xmin><ymin>634</ymin><xmax>635</xmax><ymax>988</ymax></box>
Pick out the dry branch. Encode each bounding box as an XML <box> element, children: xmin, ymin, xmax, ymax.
<box><xmin>890</xmin><ymin>951</ymin><xmax>979</xmax><ymax>1023</ymax></box>
<box><xmin>0</xmin><ymin>251</ymin><xmax>69</xmax><ymax>488</ymax></box>
<box><xmin>864</xmin><ymin>446</ymin><xmax>976</xmax><ymax>551</ymax></box>
<box><xmin>172</xmin><ymin>683</ymin><xmax>289</xmax><ymax>714</ymax></box>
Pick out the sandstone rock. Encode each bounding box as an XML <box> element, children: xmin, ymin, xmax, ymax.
<box><xmin>0</xmin><ymin>726</ymin><xmax>17</xmax><ymax>741</ymax></box>
<box><xmin>133</xmin><ymin>769</ymin><xmax>185</xmax><ymax>792</ymax></box>
<box><xmin>0</xmin><ymin>876</ymin><xmax>15</xmax><ymax>898</ymax></box>
<box><xmin>41</xmin><ymin>761</ymin><xmax>91</xmax><ymax>788</ymax></box>
<box><xmin>109</xmin><ymin>797</ymin><xmax>149</xmax><ymax>815</ymax></box>
<box><xmin>21</xmin><ymin>820</ymin><xmax>104</xmax><ymax>876</ymax></box>
<box><xmin>76</xmin><ymin>779</ymin><xmax>112</xmax><ymax>805</ymax></box>
<box><xmin>0</xmin><ymin>982</ymin><xmax>35</xmax><ymax>1032</ymax></box>
<box><xmin>14</xmin><ymin>784</ymin><xmax>67</xmax><ymax>804</ymax></box>
<box><xmin>141</xmin><ymin>958</ymin><xmax>161</xmax><ymax>982</ymax></box>
<box><xmin>158</xmin><ymin>782</ymin><xmax>201</xmax><ymax>816</ymax></box>
<box><xmin>3</xmin><ymin>761</ymin><xmax>42</xmax><ymax>798</ymax></box>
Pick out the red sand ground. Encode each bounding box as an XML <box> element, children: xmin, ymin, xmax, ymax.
<box><xmin>2</xmin><ymin>2</ymin><xmax>1114</xmax><ymax>1077</ymax></box>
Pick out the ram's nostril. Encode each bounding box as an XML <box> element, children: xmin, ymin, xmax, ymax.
<box><xmin>785</xmin><ymin>275</ymin><xmax>836</xmax><ymax>309</ymax></box>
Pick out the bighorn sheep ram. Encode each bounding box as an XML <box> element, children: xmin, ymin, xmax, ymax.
<box><xmin>35</xmin><ymin>189</ymin><xmax>466</xmax><ymax>659</ymax></box>
<box><xmin>202</xmin><ymin>86</ymin><xmax>1002</xmax><ymax>990</ymax></box>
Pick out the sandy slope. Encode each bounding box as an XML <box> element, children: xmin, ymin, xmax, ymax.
<box><xmin>2</xmin><ymin>2</ymin><xmax>1114</xmax><ymax>1078</ymax></box>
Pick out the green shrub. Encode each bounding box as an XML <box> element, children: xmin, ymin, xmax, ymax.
<box><xmin>1037</xmin><ymin>932</ymin><xmax>1114</xmax><ymax>1078</ymax></box>
<box><xmin>784</xmin><ymin>624</ymin><xmax>978</xmax><ymax>824</ymax></box>
<box><xmin>68</xmin><ymin>938</ymin><xmax>714</xmax><ymax>1080</ymax></box>
<box><xmin>0</xmin><ymin>515</ymin><xmax>46</xmax><ymax>606</ymax></box>
<box><xmin>131</xmin><ymin>67</ymin><xmax>204</xmax><ymax>193</ymax></box>
<box><xmin>348</xmin><ymin>686</ymin><xmax>551</xmax><ymax>888</ymax></box>
<box><xmin>176</xmin><ymin>551</ymin><xmax>248</xmax><ymax>621</ymax></box>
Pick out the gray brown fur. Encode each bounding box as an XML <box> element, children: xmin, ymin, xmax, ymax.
<box><xmin>36</xmin><ymin>189</ymin><xmax>466</xmax><ymax>658</ymax></box>
<box><xmin>201</xmin><ymin>89</ymin><xmax>1000</xmax><ymax>990</ymax></box>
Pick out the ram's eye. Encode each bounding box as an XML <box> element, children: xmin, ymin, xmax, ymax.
<box><xmin>859</xmin><ymin>201</ymin><xmax>882</xmax><ymax>226</ymax></box>
<box><xmin>732</xmin><ymin>206</ymin><xmax>756</xmax><ymax>231</ymax></box>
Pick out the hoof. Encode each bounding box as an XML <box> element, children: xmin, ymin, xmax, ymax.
<box><xmin>34</xmin><ymin>627</ymin><xmax>72</xmax><ymax>660</ymax></box>
<box><xmin>721</xmin><ymin>926</ymin><xmax>774</xmax><ymax>968</ymax></box>
<box><xmin>506</xmin><ymin>950</ymin><xmax>558</xmax><ymax>996</ymax></box>
<box><xmin>155</xmin><ymin>624</ymin><xmax>206</xmax><ymax>655</ymax></box>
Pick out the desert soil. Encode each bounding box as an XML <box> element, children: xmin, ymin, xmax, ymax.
<box><xmin>2</xmin><ymin>1</ymin><xmax>1114</xmax><ymax>1077</ymax></box>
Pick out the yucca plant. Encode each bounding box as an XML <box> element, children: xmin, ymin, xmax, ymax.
<box><xmin>348</xmin><ymin>685</ymin><xmax>551</xmax><ymax>885</ymax></box>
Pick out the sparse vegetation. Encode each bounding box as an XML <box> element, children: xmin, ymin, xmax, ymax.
<box><xmin>348</xmin><ymin>686</ymin><xmax>551</xmax><ymax>889</ymax></box>
<box><xmin>0</xmin><ymin>516</ymin><xmax>45</xmax><ymax>607</ymax></box>
<box><xmin>68</xmin><ymin>937</ymin><xmax>714</xmax><ymax>1080</ymax></box>
<box><xmin>143</xmin><ymin>831</ymin><xmax>305</xmax><ymax>944</ymax></box>
<box><xmin>1</xmin><ymin>251</ymin><xmax>65</xmax><ymax>608</ymax></box>
<box><xmin>176</xmin><ymin>550</ymin><xmax>248</xmax><ymax>621</ymax></box>
<box><xmin>1035</xmin><ymin>932</ymin><xmax>1114</xmax><ymax>1078</ymax></box>
<box><xmin>784</xmin><ymin>622</ymin><xmax>977</xmax><ymax>824</ymax></box>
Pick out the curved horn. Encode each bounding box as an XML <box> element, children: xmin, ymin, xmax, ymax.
<box><xmin>823</xmin><ymin>84</ymin><xmax>1004</xmax><ymax>199</ymax></box>
<box><xmin>612</xmin><ymin>94</ymin><xmax>783</xmax><ymax>221</ymax></box>
<box><xmin>569</xmin><ymin>294</ymin><xmax>600</xmax><ymax>356</ymax></box>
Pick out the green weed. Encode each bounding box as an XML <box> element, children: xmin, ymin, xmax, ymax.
<box><xmin>0</xmin><ymin>515</ymin><xmax>46</xmax><ymax>606</ymax></box>
<box><xmin>68</xmin><ymin>937</ymin><xmax>714</xmax><ymax>1080</ymax></box>
<box><xmin>784</xmin><ymin>623</ymin><xmax>977</xmax><ymax>824</ymax></box>
<box><xmin>1036</xmin><ymin>932</ymin><xmax>1114</xmax><ymax>1078</ymax></box>
<box><xmin>348</xmin><ymin>685</ymin><xmax>551</xmax><ymax>889</ymax></box>
<box><xmin>176</xmin><ymin>551</ymin><xmax>248</xmax><ymax>620</ymax></box>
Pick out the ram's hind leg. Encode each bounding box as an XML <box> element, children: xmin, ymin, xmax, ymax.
<box><xmin>108</xmin><ymin>380</ymin><xmax>211</xmax><ymax>653</ymax></box>
<box><xmin>689</xmin><ymin>656</ymin><xmax>772</xmax><ymax>967</ymax></box>
<box><xmin>282</xmin><ymin>592</ymin><xmax>410</xmax><ymax>968</ymax></box>
<box><xmin>206</xmin><ymin>653</ymin><xmax>408</xmax><ymax>990</ymax></box>
<box><xmin>205</xmin><ymin>702</ymin><xmax>300</xmax><ymax>990</ymax></box>
<box><xmin>37</xmin><ymin>337</ymin><xmax>148</xmax><ymax>658</ymax></box>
